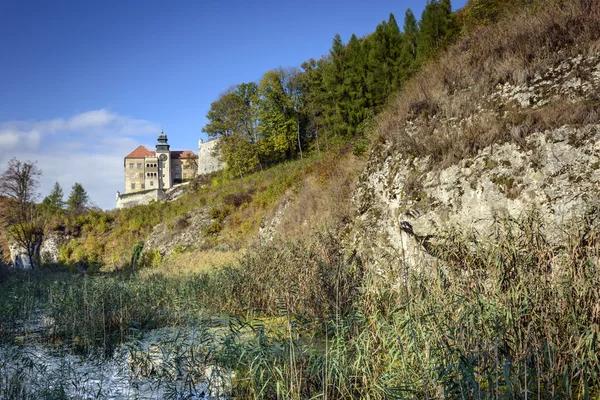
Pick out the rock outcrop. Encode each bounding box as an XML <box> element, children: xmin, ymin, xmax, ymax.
<box><xmin>9</xmin><ymin>241</ymin><xmax>41</xmax><ymax>269</ymax></box>
<box><xmin>144</xmin><ymin>208</ymin><xmax>213</xmax><ymax>257</ymax></box>
<box><xmin>8</xmin><ymin>232</ymin><xmax>71</xmax><ymax>269</ymax></box>
<box><xmin>354</xmin><ymin>52</ymin><xmax>600</xmax><ymax>270</ymax></box>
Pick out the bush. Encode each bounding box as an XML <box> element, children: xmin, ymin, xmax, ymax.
<box><xmin>223</xmin><ymin>192</ymin><xmax>252</xmax><ymax>208</ymax></box>
<box><xmin>140</xmin><ymin>248</ymin><xmax>162</xmax><ymax>268</ymax></box>
<box><xmin>352</xmin><ymin>138</ymin><xmax>370</xmax><ymax>157</ymax></box>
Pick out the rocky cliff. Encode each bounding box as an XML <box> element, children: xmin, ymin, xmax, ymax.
<box><xmin>354</xmin><ymin>49</ymin><xmax>600</xmax><ymax>270</ymax></box>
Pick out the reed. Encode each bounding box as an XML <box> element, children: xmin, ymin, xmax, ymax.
<box><xmin>1</xmin><ymin>207</ymin><xmax>599</xmax><ymax>398</ymax></box>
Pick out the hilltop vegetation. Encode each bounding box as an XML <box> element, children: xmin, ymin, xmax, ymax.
<box><xmin>202</xmin><ymin>0</ymin><xmax>462</xmax><ymax>178</ymax></box>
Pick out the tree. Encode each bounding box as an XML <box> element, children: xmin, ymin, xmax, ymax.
<box><xmin>67</xmin><ymin>183</ymin><xmax>89</xmax><ymax>214</ymax></box>
<box><xmin>183</xmin><ymin>155</ymin><xmax>198</xmax><ymax>180</ymax></box>
<box><xmin>202</xmin><ymin>85</ymin><xmax>262</xmax><ymax>178</ymax></box>
<box><xmin>41</xmin><ymin>182</ymin><xmax>65</xmax><ymax>215</ymax></box>
<box><xmin>0</xmin><ymin>158</ymin><xmax>44</xmax><ymax>269</ymax></box>
<box><xmin>400</xmin><ymin>8</ymin><xmax>420</xmax><ymax>79</ymax></box>
<box><xmin>418</xmin><ymin>0</ymin><xmax>458</xmax><ymax>62</ymax></box>
<box><xmin>301</xmin><ymin>57</ymin><xmax>330</xmax><ymax>151</ymax></box>
<box><xmin>322</xmin><ymin>34</ymin><xmax>351</xmax><ymax>137</ymax></box>
<box><xmin>258</xmin><ymin>69</ymin><xmax>298</xmax><ymax>163</ymax></box>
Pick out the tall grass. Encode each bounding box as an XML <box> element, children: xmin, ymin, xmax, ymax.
<box><xmin>188</xmin><ymin>208</ymin><xmax>598</xmax><ymax>399</ymax></box>
<box><xmin>2</xmin><ymin>207</ymin><xmax>599</xmax><ymax>398</ymax></box>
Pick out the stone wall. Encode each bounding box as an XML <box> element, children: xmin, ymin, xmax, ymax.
<box><xmin>116</xmin><ymin>189</ymin><xmax>165</xmax><ymax>209</ymax></box>
<box><xmin>198</xmin><ymin>138</ymin><xmax>224</xmax><ymax>175</ymax></box>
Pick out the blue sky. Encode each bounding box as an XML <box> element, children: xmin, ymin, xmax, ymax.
<box><xmin>0</xmin><ymin>0</ymin><xmax>467</xmax><ymax>209</ymax></box>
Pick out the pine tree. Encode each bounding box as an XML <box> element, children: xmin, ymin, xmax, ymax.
<box><xmin>345</xmin><ymin>34</ymin><xmax>366</xmax><ymax>127</ymax></box>
<box><xmin>365</xmin><ymin>21</ymin><xmax>392</xmax><ymax>112</ymax></box>
<box><xmin>41</xmin><ymin>182</ymin><xmax>64</xmax><ymax>215</ymax></box>
<box><xmin>387</xmin><ymin>13</ymin><xmax>404</xmax><ymax>92</ymax></box>
<box><xmin>67</xmin><ymin>183</ymin><xmax>89</xmax><ymax>214</ymax></box>
<box><xmin>323</xmin><ymin>33</ymin><xmax>351</xmax><ymax>137</ymax></box>
<box><xmin>418</xmin><ymin>0</ymin><xmax>458</xmax><ymax>63</ymax></box>
<box><xmin>300</xmin><ymin>57</ymin><xmax>329</xmax><ymax>151</ymax></box>
<box><xmin>400</xmin><ymin>8</ymin><xmax>420</xmax><ymax>81</ymax></box>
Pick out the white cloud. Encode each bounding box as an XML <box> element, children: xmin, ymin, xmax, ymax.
<box><xmin>67</xmin><ymin>109</ymin><xmax>115</xmax><ymax>131</ymax></box>
<box><xmin>0</xmin><ymin>130</ymin><xmax>20</xmax><ymax>148</ymax></box>
<box><xmin>0</xmin><ymin>109</ymin><xmax>160</xmax><ymax>210</ymax></box>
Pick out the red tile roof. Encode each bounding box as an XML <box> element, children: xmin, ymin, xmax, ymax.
<box><xmin>125</xmin><ymin>145</ymin><xmax>155</xmax><ymax>159</ymax></box>
<box><xmin>171</xmin><ymin>150</ymin><xmax>197</xmax><ymax>159</ymax></box>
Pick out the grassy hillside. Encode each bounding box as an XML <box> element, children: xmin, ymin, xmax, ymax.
<box><xmin>51</xmin><ymin>139</ymin><xmax>365</xmax><ymax>272</ymax></box>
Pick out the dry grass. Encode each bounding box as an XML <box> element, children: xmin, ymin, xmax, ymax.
<box><xmin>139</xmin><ymin>249</ymin><xmax>240</xmax><ymax>278</ymax></box>
<box><xmin>379</xmin><ymin>0</ymin><xmax>600</xmax><ymax>168</ymax></box>
<box><xmin>276</xmin><ymin>145</ymin><xmax>366</xmax><ymax>238</ymax></box>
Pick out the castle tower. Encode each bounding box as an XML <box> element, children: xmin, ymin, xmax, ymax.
<box><xmin>156</xmin><ymin>130</ymin><xmax>172</xmax><ymax>189</ymax></box>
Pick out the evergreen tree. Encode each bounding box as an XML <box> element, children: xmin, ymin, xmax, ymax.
<box><xmin>67</xmin><ymin>183</ymin><xmax>89</xmax><ymax>214</ymax></box>
<box><xmin>198</xmin><ymin>4</ymin><xmax>461</xmax><ymax>174</ymax></box>
<box><xmin>322</xmin><ymin>34</ymin><xmax>351</xmax><ymax>137</ymax></box>
<box><xmin>400</xmin><ymin>8</ymin><xmax>420</xmax><ymax>79</ymax></box>
<box><xmin>41</xmin><ymin>182</ymin><xmax>64</xmax><ymax>215</ymax></box>
<box><xmin>300</xmin><ymin>57</ymin><xmax>330</xmax><ymax>151</ymax></box>
<box><xmin>345</xmin><ymin>33</ymin><xmax>368</xmax><ymax>129</ymax></box>
<box><xmin>418</xmin><ymin>0</ymin><xmax>458</xmax><ymax>62</ymax></box>
<box><xmin>366</xmin><ymin>21</ymin><xmax>393</xmax><ymax>112</ymax></box>
<box><xmin>387</xmin><ymin>13</ymin><xmax>405</xmax><ymax>91</ymax></box>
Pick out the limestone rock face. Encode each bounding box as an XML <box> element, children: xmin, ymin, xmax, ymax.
<box><xmin>353</xmin><ymin>52</ymin><xmax>600</xmax><ymax>270</ymax></box>
<box><xmin>8</xmin><ymin>232</ymin><xmax>71</xmax><ymax>268</ymax></box>
<box><xmin>40</xmin><ymin>233</ymin><xmax>71</xmax><ymax>265</ymax></box>
<box><xmin>258</xmin><ymin>197</ymin><xmax>291</xmax><ymax>242</ymax></box>
<box><xmin>9</xmin><ymin>240</ymin><xmax>41</xmax><ymax>269</ymax></box>
<box><xmin>144</xmin><ymin>208</ymin><xmax>213</xmax><ymax>257</ymax></box>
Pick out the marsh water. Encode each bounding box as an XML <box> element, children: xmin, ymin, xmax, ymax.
<box><xmin>0</xmin><ymin>313</ymin><xmax>233</xmax><ymax>399</ymax></box>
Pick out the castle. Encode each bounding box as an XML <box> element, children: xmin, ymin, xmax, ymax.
<box><xmin>123</xmin><ymin>131</ymin><xmax>197</xmax><ymax>194</ymax></box>
<box><xmin>116</xmin><ymin>131</ymin><xmax>223</xmax><ymax>209</ymax></box>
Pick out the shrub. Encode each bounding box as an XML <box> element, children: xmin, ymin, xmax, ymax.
<box><xmin>140</xmin><ymin>248</ymin><xmax>162</xmax><ymax>268</ymax></box>
<box><xmin>223</xmin><ymin>192</ymin><xmax>252</xmax><ymax>208</ymax></box>
<box><xmin>352</xmin><ymin>138</ymin><xmax>370</xmax><ymax>157</ymax></box>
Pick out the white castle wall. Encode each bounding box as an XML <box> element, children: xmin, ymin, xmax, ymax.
<box><xmin>116</xmin><ymin>189</ymin><xmax>165</xmax><ymax>209</ymax></box>
<box><xmin>198</xmin><ymin>138</ymin><xmax>224</xmax><ymax>175</ymax></box>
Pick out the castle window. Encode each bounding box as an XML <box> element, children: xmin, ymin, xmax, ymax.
<box><xmin>137</xmin><ymin>163</ymin><xmax>142</xmax><ymax>169</ymax></box>
<box><xmin>130</xmin><ymin>174</ymin><xmax>134</xmax><ymax>179</ymax></box>
<box><xmin>141</xmin><ymin>183</ymin><xmax>145</xmax><ymax>189</ymax></box>
<box><xmin>150</xmin><ymin>181</ymin><xmax>154</xmax><ymax>186</ymax></box>
<box><xmin>139</xmin><ymin>173</ymin><xmax>144</xmax><ymax>179</ymax></box>
<box><xmin>175</xmin><ymin>165</ymin><xmax>180</xmax><ymax>171</ymax></box>
<box><xmin>175</xmin><ymin>173</ymin><xmax>180</xmax><ymax>179</ymax></box>
<box><xmin>131</xmin><ymin>183</ymin><xmax>136</xmax><ymax>190</ymax></box>
<box><xmin>129</xmin><ymin>163</ymin><xmax>134</xmax><ymax>169</ymax></box>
